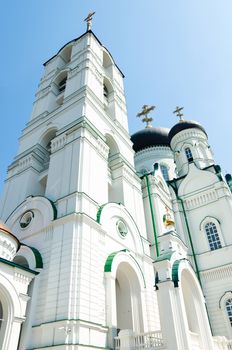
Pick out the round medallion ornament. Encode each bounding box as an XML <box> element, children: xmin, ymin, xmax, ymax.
<box><xmin>19</xmin><ymin>211</ymin><xmax>34</xmax><ymax>229</ymax></box>
<box><xmin>116</xmin><ymin>220</ymin><xmax>128</xmax><ymax>238</ymax></box>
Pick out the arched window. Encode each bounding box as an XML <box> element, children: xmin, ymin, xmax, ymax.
<box><xmin>160</xmin><ymin>164</ymin><xmax>169</xmax><ymax>181</ymax></box>
<box><xmin>205</xmin><ymin>222</ymin><xmax>222</xmax><ymax>250</ymax></box>
<box><xmin>185</xmin><ymin>147</ymin><xmax>193</xmax><ymax>162</ymax></box>
<box><xmin>226</xmin><ymin>299</ymin><xmax>232</xmax><ymax>327</ymax></box>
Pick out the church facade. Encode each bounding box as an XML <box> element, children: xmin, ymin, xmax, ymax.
<box><xmin>0</xmin><ymin>21</ymin><xmax>232</xmax><ymax>350</ymax></box>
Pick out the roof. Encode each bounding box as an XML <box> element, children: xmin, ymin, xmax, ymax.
<box><xmin>131</xmin><ymin>127</ymin><xmax>170</xmax><ymax>153</ymax></box>
<box><xmin>168</xmin><ymin>120</ymin><xmax>207</xmax><ymax>144</ymax></box>
<box><xmin>43</xmin><ymin>30</ymin><xmax>125</xmax><ymax>78</ymax></box>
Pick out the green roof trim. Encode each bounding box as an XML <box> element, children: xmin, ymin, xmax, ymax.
<box><xmin>104</xmin><ymin>249</ymin><xmax>128</xmax><ymax>272</ymax></box>
<box><xmin>96</xmin><ymin>202</ymin><xmax>123</xmax><ymax>224</ymax></box>
<box><xmin>172</xmin><ymin>259</ymin><xmax>184</xmax><ymax>287</ymax></box>
<box><xmin>0</xmin><ymin>257</ymin><xmax>39</xmax><ymax>275</ymax></box>
<box><xmin>21</xmin><ymin>244</ymin><xmax>43</xmax><ymax>269</ymax></box>
<box><xmin>155</xmin><ymin>251</ymin><xmax>174</xmax><ymax>262</ymax></box>
<box><xmin>104</xmin><ymin>249</ymin><xmax>146</xmax><ymax>288</ymax></box>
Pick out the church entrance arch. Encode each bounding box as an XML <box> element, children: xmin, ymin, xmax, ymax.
<box><xmin>105</xmin><ymin>250</ymin><xmax>145</xmax><ymax>344</ymax></box>
<box><xmin>115</xmin><ymin>261</ymin><xmax>143</xmax><ymax>333</ymax></box>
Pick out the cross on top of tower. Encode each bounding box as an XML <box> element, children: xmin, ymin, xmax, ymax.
<box><xmin>84</xmin><ymin>11</ymin><xmax>96</xmax><ymax>31</ymax></box>
<box><xmin>173</xmin><ymin>106</ymin><xmax>184</xmax><ymax>122</ymax></box>
<box><xmin>137</xmin><ymin>105</ymin><xmax>156</xmax><ymax>128</ymax></box>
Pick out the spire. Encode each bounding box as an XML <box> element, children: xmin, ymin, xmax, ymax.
<box><xmin>137</xmin><ymin>105</ymin><xmax>156</xmax><ymax>128</ymax></box>
<box><xmin>173</xmin><ymin>106</ymin><xmax>184</xmax><ymax>122</ymax></box>
<box><xmin>84</xmin><ymin>11</ymin><xmax>96</xmax><ymax>31</ymax></box>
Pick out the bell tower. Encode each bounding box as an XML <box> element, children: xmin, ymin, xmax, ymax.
<box><xmin>1</xmin><ymin>20</ymin><xmax>144</xmax><ymax>229</ymax></box>
<box><xmin>0</xmin><ymin>17</ymin><xmax>147</xmax><ymax>350</ymax></box>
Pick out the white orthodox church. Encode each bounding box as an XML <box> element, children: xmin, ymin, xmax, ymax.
<box><xmin>1</xmin><ymin>16</ymin><xmax>232</xmax><ymax>350</ymax></box>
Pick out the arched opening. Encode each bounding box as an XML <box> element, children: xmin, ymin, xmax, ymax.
<box><xmin>103</xmin><ymin>50</ymin><xmax>113</xmax><ymax>77</ymax></box>
<box><xmin>103</xmin><ymin>78</ymin><xmax>113</xmax><ymax>105</ymax></box>
<box><xmin>115</xmin><ymin>262</ymin><xmax>143</xmax><ymax>333</ymax></box>
<box><xmin>181</xmin><ymin>271</ymin><xmax>200</xmax><ymax>334</ymax></box>
<box><xmin>39</xmin><ymin>129</ymin><xmax>57</xmax><ymax>195</ymax></box>
<box><xmin>13</xmin><ymin>256</ymin><xmax>29</xmax><ymax>268</ymax></box>
<box><xmin>60</xmin><ymin>45</ymin><xmax>72</xmax><ymax>64</ymax></box>
<box><xmin>105</xmin><ymin>135</ymin><xmax>121</xmax><ymax>203</ymax></box>
<box><xmin>0</xmin><ymin>290</ymin><xmax>11</xmax><ymax>350</ymax></box>
<box><xmin>54</xmin><ymin>71</ymin><xmax>68</xmax><ymax>106</ymax></box>
<box><xmin>180</xmin><ymin>268</ymin><xmax>212</xmax><ymax>349</ymax></box>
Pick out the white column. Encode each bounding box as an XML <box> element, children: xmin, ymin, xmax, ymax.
<box><xmin>118</xmin><ymin>329</ymin><xmax>135</xmax><ymax>350</ymax></box>
<box><xmin>156</xmin><ymin>281</ymin><xmax>191</xmax><ymax>350</ymax></box>
<box><xmin>7</xmin><ymin>317</ymin><xmax>24</xmax><ymax>350</ymax></box>
<box><xmin>105</xmin><ymin>274</ymin><xmax>117</xmax><ymax>347</ymax></box>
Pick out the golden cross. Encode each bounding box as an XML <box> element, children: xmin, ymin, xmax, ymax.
<box><xmin>84</xmin><ymin>11</ymin><xmax>96</xmax><ymax>31</ymax></box>
<box><xmin>137</xmin><ymin>105</ymin><xmax>155</xmax><ymax>128</ymax></box>
<box><xmin>173</xmin><ymin>106</ymin><xmax>184</xmax><ymax>121</ymax></box>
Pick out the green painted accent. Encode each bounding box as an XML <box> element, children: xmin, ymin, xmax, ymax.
<box><xmin>168</xmin><ymin>179</ymin><xmax>202</xmax><ymax>287</ymax></box>
<box><xmin>0</xmin><ymin>257</ymin><xmax>39</xmax><ymax>275</ymax></box>
<box><xmin>145</xmin><ymin>175</ymin><xmax>159</xmax><ymax>257</ymax></box>
<box><xmin>104</xmin><ymin>249</ymin><xmax>128</xmax><ymax>272</ymax></box>
<box><xmin>21</xmin><ymin>244</ymin><xmax>43</xmax><ymax>269</ymax></box>
<box><xmin>179</xmin><ymin>198</ymin><xmax>202</xmax><ymax>287</ymax></box>
<box><xmin>96</xmin><ymin>202</ymin><xmax>123</xmax><ymax>224</ymax></box>
<box><xmin>155</xmin><ymin>251</ymin><xmax>174</xmax><ymax>262</ymax></box>
<box><xmin>104</xmin><ymin>250</ymin><xmax>146</xmax><ymax>288</ymax></box>
<box><xmin>172</xmin><ymin>259</ymin><xmax>182</xmax><ymax>287</ymax></box>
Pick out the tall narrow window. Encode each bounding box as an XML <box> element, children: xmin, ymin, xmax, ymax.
<box><xmin>226</xmin><ymin>299</ymin><xmax>232</xmax><ymax>327</ymax></box>
<box><xmin>160</xmin><ymin>165</ymin><xmax>169</xmax><ymax>181</ymax></box>
<box><xmin>185</xmin><ymin>147</ymin><xmax>193</xmax><ymax>162</ymax></box>
<box><xmin>205</xmin><ymin>222</ymin><xmax>222</xmax><ymax>250</ymax></box>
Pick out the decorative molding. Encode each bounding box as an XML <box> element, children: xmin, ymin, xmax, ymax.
<box><xmin>201</xmin><ymin>264</ymin><xmax>232</xmax><ymax>281</ymax></box>
<box><xmin>185</xmin><ymin>190</ymin><xmax>217</xmax><ymax>209</ymax></box>
<box><xmin>51</xmin><ymin>134</ymin><xmax>67</xmax><ymax>153</ymax></box>
<box><xmin>14</xmin><ymin>271</ymin><xmax>33</xmax><ymax>284</ymax></box>
<box><xmin>96</xmin><ymin>138</ymin><xmax>109</xmax><ymax>160</ymax></box>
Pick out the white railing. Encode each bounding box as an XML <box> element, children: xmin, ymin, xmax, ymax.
<box><xmin>114</xmin><ymin>330</ymin><xmax>166</xmax><ymax>350</ymax></box>
<box><xmin>135</xmin><ymin>331</ymin><xmax>166</xmax><ymax>349</ymax></box>
<box><xmin>213</xmin><ymin>336</ymin><xmax>232</xmax><ymax>350</ymax></box>
<box><xmin>114</xmin><ymin>336</ymin><xmax>120</xmax><ymax>350</ymax></box>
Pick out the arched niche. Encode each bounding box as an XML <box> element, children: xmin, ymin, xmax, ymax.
<box><xmin>174</xmin><ymin>260</ymin><xmax>213</xmax><ymax>350</ymax></box>
<box><xmin>104</xmin><ymin>250</ymin><xmax>146</xmax><ymax>346</ymax></box>
<box><xmin>105</xmin><ymin>134</ymin><xmax>120</xmax><ymax>202</ymax></box>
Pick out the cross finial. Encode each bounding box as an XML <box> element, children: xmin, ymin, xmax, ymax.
<box><xmin>173</xmin><ymin>106</ymin><xmax>184</xmax><ymax>122</ymax></box>
<box><xmin>84</xmin><ymin>11</ymin><xmax>96</xmax><ymax>31</ymax></box>
<box><xmin>137</xmin><ymin>105</ymin><xmax>155</xmax><ymax>128</ymax></box>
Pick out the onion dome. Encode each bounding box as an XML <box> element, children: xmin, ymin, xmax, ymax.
<box><xmin>131</xmin><ymin>127</ymin><xmax>170</xmax><ymax>153</ymax></box>
<box><xmin>0</xmin><ymin>221</ymin><xmax>20</xmax><ymax>260</ymax></box>
<box><xmin>168</xmin><ymin>120</ymin><xmax>207</xmax><ymax>144</ymax></box>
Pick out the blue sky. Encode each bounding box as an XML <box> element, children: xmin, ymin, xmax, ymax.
<box><xmin>1</xmin><ymin>1</ymin><xmax>232</xmax><ymax>192</ymax></box>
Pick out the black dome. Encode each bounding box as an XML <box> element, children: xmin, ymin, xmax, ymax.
<box><xmin>131</xmin><ymin>127</ymin><xmax>170</xmax><ymax>153</ymax></box>
<box><xmin>168</xmin><ymin>120</ymin><xmax>207</xmax><ymax>144</ymax></box>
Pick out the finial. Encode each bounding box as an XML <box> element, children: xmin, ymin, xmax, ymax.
<box><xmin>137</xmin><ymin>105</ymin><xmax>155</xmax><ymax>128</ymax></box>
<box><xmin>173</xmin><ymin>106</ymin><xmax>184</xmax><ymax>122</ymax></box>
<box><xmin>84</xmin><ymin>11</ymin><xmax>96</xmax><ymax>31</ymax></box>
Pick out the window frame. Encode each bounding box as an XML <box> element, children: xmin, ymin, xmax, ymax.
<box><xmin>185</xmin><ymin>147</ymin><xmax>193</xmax><ymax>162</ymax></box>
<box><xmin>205</xmin><ymin>221</ymin><xmax>222</xmax><ymax>251</ymax></box>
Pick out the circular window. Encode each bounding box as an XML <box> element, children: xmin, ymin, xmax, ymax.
<box><xmin>117</xmin><ymin>220</ymin><xmax>128</xmax><ymax>238</ymax></box>
<box><xmin>19</xmin><ymin>211</ymin><xmax>34</xmax><ymax>229</ymax></box>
